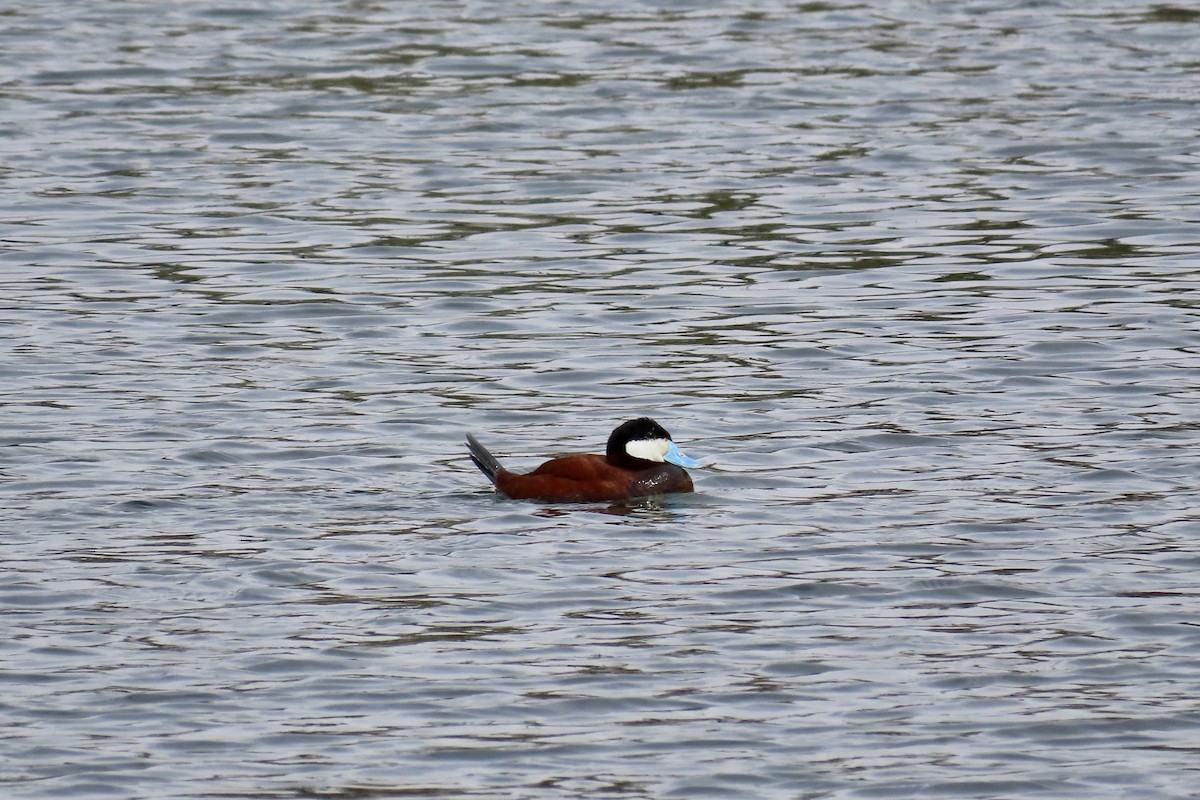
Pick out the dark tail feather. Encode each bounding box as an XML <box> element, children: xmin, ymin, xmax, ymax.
<box><xmin>466</xmin><ymin>434</ymin><xmax>503</xmax><ymax>485</ymax></box>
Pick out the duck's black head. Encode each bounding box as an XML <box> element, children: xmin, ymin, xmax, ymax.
<box><xmin>606</xmin><ymin>417</ymin><xmax>702</xmax><ymax>468</ymax></box>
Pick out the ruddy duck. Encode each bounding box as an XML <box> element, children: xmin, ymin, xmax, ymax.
<box><xmin>466</xmin><ymin>417</ymin><xmax>703</xmax><ymax>503</ymax></box>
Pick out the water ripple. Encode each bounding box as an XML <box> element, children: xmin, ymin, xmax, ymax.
<box><xmin>3</xmin><ymin>1</ymin><xmax>1199</xmax><ymax>799</ymax></box>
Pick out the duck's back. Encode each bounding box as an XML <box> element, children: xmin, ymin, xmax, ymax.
<box><xmin>496</xmin><ymin>454</ymin><xmax>692</xmax><ymax>502</ymax></box>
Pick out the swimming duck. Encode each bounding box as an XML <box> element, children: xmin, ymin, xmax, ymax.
<box><xmin>466</xmin><ymin>417</ymin><xmax>702</xmax><ymax>503</ymax></box>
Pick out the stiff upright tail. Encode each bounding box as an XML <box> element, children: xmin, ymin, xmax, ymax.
<box><xmin>465</xmin><ymin>434</ymin><xmax>503</xmax><ymax>485</ymax></box>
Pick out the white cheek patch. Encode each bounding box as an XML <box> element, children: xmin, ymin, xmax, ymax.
<box><xmin>625</xmin><ymin>437</ymin><xmax>669</xmax><ymax>462</ymax></box>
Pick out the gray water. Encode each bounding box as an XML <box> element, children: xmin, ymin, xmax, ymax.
<box><xmin>2</xmin><ymin>1</ymin><xmax>1199</xmax><ymax>798</ymax></box>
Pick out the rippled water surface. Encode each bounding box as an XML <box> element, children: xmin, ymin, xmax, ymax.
<box><xmin>3</xmin><ymin>1</ymin><xmax>1199</xmax><ymax>798</ymax></box>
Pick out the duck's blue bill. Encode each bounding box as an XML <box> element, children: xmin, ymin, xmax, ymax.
<box><xmin>664</xmin><ymin>441</ymin><xmax>703</xmax><ymax>468</ymax></box>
